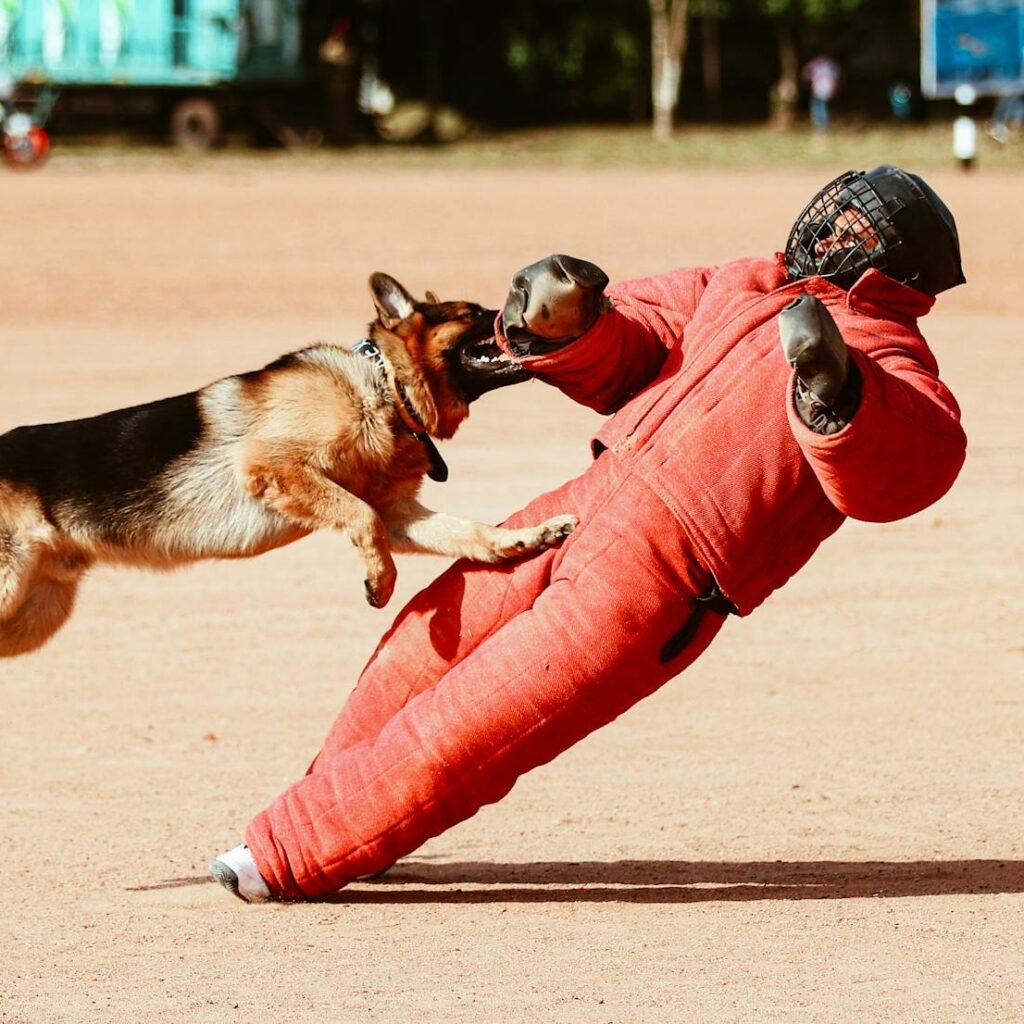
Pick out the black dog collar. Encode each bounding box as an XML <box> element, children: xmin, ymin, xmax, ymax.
<box><xmin>352</xmin><ymin>338</ymin><xmax>448</xmax><ymax>483</ymax></box>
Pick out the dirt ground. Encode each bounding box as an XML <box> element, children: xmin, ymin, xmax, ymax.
<box><xmin>0</xmin><ymin>154</ymin><xmax>1021</xmax><ymax>1024</ymax></box>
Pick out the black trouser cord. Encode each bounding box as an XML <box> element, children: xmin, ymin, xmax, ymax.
<box><xmin>660</xmin><ymin>582</ymin><xmax>737</xmax><ymax>664</ymax></box>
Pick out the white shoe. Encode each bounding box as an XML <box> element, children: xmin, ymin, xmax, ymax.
<box><xmin>209</xmin><ymin>843</ymin><xmax>273</xmax><ymax>903</ymax></box>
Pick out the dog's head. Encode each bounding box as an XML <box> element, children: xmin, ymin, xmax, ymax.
<box><xmin>368</xmin><ymin>273</ymin><xmax>528</xmax><ymax>439</ymax></box>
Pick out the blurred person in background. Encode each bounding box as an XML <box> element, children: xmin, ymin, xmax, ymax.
<box><xmin>802</xmin><ymin>54</ymin><xmax>841</xmax><ymax>131</ymax></box>
<box><xmin>211</xmin><ymin>166</ymin><xmax>967</xmax><ymax>903</ymax></box>
<box><xmin>888</xmin><ymin>82</ymin><xmax>913</xmax><ymax>121</ymax></box>
<box><xmin>318</xmin><ymin>16</ymin><xmax>359</xmax><ymax>145</ymax></box>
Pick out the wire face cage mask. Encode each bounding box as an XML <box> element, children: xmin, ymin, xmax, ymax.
<box><xmin>784</xmin><ymin>166</ymin><xmax>966</xmax><ymax>295</ymax></box>
<box><xmin>784</xmin><ymin>170</ymin><xmax>902</xmax><ymax>291</ymax></box>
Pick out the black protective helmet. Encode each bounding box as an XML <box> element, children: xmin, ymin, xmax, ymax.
<box><xmin>784</xmin><ymin>166</ymin><xmax>966</xmax><ymax>295</ymax></box>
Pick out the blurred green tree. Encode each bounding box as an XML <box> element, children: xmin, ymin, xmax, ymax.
<box><xmin>501</xmin><ymin>2</ymin><xmax>649</xmax><ymax>122</ymax></box>
<box><xmin>342</xmin><ymin>0</ymin><xmax>917</xmax><ymax>130</ymax></box>
<box><xmin>649</xmin><ymin>0</ymin><xmax>690</xmax><ymax>139</ymax></box>
<box><xmin>692</xmin><ymin>0</ymin><xmax>729</xmax><ymax>121</ymax></box>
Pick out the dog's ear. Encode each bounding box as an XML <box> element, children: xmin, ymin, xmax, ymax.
<box><xmin>369</xmin><ymin>273</ymin><xmax>417</xmax><ymax>328</ymax></box>
<box><xmin>424</xmin><ymin>289</ymin><xmax>440</xmax><ymax>305</ymax></box>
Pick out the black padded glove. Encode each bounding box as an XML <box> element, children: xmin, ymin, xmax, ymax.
<box><xmin>778</xmin><ymin>293</ymin><xmax>861</xmax><ymax>435</ymax></box>
<box><xmin>500</xmin><ymin>254</ymin><xmax>611</xmax><ymax>357</ymax></box>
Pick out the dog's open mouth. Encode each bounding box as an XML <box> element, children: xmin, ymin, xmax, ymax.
<box><xmin>460</xmin><ymin>334</ymin><xmax>523</xmax><ymax>373</ymax></box>
<box><xmin>454</xmin><ymin>329</ymin><xmax>529</xmax><ymax>399</ymax></box>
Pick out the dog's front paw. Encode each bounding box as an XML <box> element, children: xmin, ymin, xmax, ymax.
<box><xmin>490</xmin><ymin>513</ymin><xmax>578</xmax><ymax>560</ymax></box>
<box><xmin>532</xmin><ymin>514</ymin><xmax>578</xmax><ymax>549</ymax></box>
<box><xmin>364</xmin><ymin>569</ymin><xmax>396</xmax><ymax>609</ymax></box>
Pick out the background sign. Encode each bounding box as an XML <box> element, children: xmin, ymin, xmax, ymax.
<box><xmin>922</xmin><ymin>0</ymin><xmax>1024</xmax><ymax>98</ymax></box>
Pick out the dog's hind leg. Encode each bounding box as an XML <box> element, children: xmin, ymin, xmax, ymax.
<box><xmin>0</xmin><ymin>574</ymin><xmax>80</xmax><ymax>657</ymax></box>
<box><xmin>0</xmin><ymin>510</ymin><xmax>80</xmax><ymax>657</ymax></box>
<box><xmin>0</xmin><ymin>520</ymin><xmax>35</xmax><ymax>621</ymax></box>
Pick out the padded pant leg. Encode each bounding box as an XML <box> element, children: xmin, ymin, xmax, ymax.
<box><xmin>247</xmin><ymin>464</ymin><xmax>722</xmax><ymax>899</ymax></box>
<box><xmin>308</xmin><ymin>468</ymin><xmax>593</xmax><ymax>762</ymax></box>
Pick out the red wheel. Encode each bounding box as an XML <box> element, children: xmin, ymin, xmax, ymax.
<box><xmin>2</xmin><ymin>122</ymin><xmax>50</xmax><ymax>168</ymax></box>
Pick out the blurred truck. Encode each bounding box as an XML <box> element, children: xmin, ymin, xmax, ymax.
<box><xmin>0</xmin><ymin>0</ymin><xmax>326</xmax><ymax>148</ymax></box>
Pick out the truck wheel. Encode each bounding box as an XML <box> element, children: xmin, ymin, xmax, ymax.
<box><xmin>2</xmin><ymin>123</ymin><xmax>51</xmax><ymax>169</ymax></box>
<box><xmin>170</xmin><ymin>98</ymin><xmax>223</xmax><ymax>151</ymax></box>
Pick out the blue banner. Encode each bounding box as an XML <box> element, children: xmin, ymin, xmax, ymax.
<box><xmin>922</xmin><ymin>0</ymin><xmax>1024</xmax><ymax>97</ymax></box>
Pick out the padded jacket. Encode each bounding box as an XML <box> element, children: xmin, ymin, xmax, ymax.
<box><xmin>502</xmin><ymin>255</ymin><xmax>967</xmax><ymax>615</ymax></box>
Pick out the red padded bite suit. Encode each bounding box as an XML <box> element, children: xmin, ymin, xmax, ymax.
<box><xmin>246</xmin><ymin>257</ymin><xmax>966</xmax><ymax>899</ymax></box>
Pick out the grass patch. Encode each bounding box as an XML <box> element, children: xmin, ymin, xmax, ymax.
<box><xmin>50</xmin><ymin>121</ymin><xmax>1024</xmax><ymax>172</ymax></box>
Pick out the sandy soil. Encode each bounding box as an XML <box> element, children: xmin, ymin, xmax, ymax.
<box><xmin>0</xmin><ymin>155</ymin><xmax>1021</xmax><ymax>1024</ymax></box>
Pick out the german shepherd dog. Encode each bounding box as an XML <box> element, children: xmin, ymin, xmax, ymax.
<box><xmin>0</xmin><ymin>273</ymin><xmax>576</xmax><ymax>657</ymax></box>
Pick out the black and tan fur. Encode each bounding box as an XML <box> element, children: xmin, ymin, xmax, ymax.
<box><xmin>0</xmin><ymin>273</ymin><xmax>575</xmax><ymax>657</ymax></box>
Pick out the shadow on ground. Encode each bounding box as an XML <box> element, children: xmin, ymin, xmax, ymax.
<box><xmin>135</xmin><ymin>859</ymin><xmax>1024</xmax><ymax>903</ymax></box>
